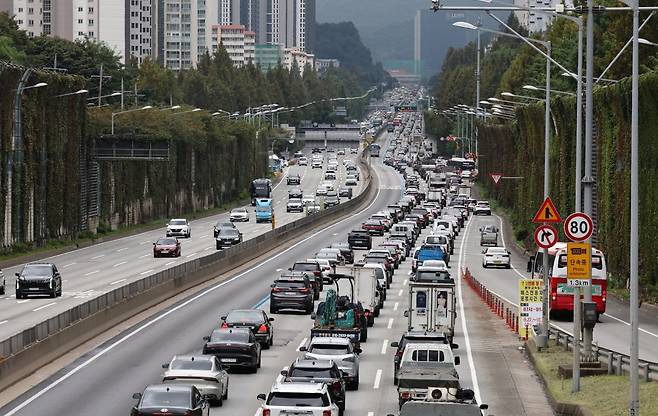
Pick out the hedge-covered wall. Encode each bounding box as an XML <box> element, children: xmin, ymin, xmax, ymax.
<box><xmin>0</xmin><ymin>64</ymin><xmax>87</xmax><ymax>249</ymax></box>
<box><xmin>0</xmin><ymin>64</ymin><xmax>268</xmax><ymax>251</ymax></box>
<box><xmin>478</xmin><ymin>71</ymin><xmax>658</xmax><ymax>295</ymax></box>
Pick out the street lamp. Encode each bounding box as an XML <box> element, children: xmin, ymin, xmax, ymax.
<box><xmin>171</xmin><ymin>108</ymin><xmax>202</xmax><ymax>116</ymax></box>
<box><xmin>161</xmin><ymin>105</ymin><xmax>181</xmax><ymax>111</ymax></box>
<box><xmin>523</xmin><ymin>84</ymin><xmax>576</xmax><ymax>97</ymax></box>
<box><xmin>54</xmin><ymin>89</ymin><xmax>87</xmax><ymax>98</ymax></box>
<box><xmin>501</xmin><ymin>91</ymin><xmax>545</xmax><ymax>101</ymax></box>
<box><xmin>111</xmin><ymin>105</ymin><xmax>153</xmax><ymax>134</ymax></box>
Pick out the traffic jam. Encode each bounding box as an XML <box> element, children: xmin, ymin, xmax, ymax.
<box><xmin>128</xmin><ymin>107</ymin><xmax>490</xmax><ymax>416</ymax></box>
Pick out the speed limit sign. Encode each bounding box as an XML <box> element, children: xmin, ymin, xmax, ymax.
<box><xmin>564</xmin><ymin>212</ymin><xmax>593</xmax><ymax>241</ymax></box>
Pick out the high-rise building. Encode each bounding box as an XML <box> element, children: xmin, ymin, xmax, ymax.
<box><xmin>209</xmin><ymin>24</ymin><xmax>255</xmax><ymax>67</ymax></box>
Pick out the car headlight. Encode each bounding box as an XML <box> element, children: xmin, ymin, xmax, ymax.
<box><xmin>18</xmin><ymin>275</ymin><xmax>25</xmax><ymax>281</ymax></box>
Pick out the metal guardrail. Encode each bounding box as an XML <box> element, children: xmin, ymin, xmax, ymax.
<box><xmin>0</xmin><ymin>153</ymin><xmax>376</xmax><ymax>391</ymax></box>
<box><xmin>462</xmin><ymin>266</ymin><xmax>658</xmax><ymax>381</ymax></box>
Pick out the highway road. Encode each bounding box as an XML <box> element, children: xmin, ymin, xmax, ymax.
<box><xmin>460</xmin><ymin>211</ymin><xmax>658</xmax><ymax>363</ymax></box>
<box><xmin>0</xmin><ymin>148</ymin><xmax>364</xmax><ymax>341</ymax></box>
<box><xmin>0</xmin><ymin>131</ymin><xmax>550</xmax><ymax>416</ymax></box>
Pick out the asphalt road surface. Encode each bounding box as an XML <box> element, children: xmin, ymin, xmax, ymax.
<box><xmin>0</xmin><ymin>148</ymin><xmax>363</xmax><ymax>340</ymax></box>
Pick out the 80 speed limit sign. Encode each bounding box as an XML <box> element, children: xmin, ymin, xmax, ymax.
<box><xmin>564</xmin><ymin>212</ymin><xmax>593</xmax><ymax>241</ymax></box>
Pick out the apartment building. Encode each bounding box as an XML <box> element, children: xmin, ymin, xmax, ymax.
<box><xmin>209</xmin><ymin>24</ymin><xmax>255</xmax><ymax>67</ymax></box>
<box><xmin>283</xmin><ymin>47</ymin><xmax>314</xmax><ymax>74</ymax></box>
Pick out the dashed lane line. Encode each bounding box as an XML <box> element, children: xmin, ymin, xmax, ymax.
<box><xmin>110</xmin><ymin>279</ymin><xmax>127</xmax><ymax>286</ymax></box>
<box><xmin>112</xmin><ymin>261</ymin><xmax>127</xmax><ymax>268</ymax></box>
<box><xmin>393</xmin><ymin>302</ymin><xmax>399</xmax><ymax>311</ymax></box>
<box><xmin>387</xmin><ymin>318</ymin><xmax>394</xmax><ymax>329</ymax></box>
<box><xmin>381</xmin><ymin>340</ymin><xmax>388</xmax><ymax>354</ymax></box>
<box><xmin>373</xmin><ymin>369</ymin><xmax>382</xmax><ymax>389</ymax></box>
<box><xmin>139</xmin><ymin>269</ymin><xmax>154</xmax><ymax>276</ymax></box>
<box><xmin>84</xmin><ymin>270</ymin><xmax>100</xmax><ymax>277</ymax></box>
<box><xmin>32</xmin><ymin>302</ymin><xmax>56</xmax><ymax>312</ymax></box>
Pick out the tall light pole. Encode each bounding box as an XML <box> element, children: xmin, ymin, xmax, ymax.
<box><xmin>111</xmin><ymin>106</ymin><xmax>153</xmax><ymax>135</ymax></box>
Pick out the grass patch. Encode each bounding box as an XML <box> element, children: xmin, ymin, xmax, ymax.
<box><xmin>531</xmin><ymin>340</ymin><xmax>658</xmax><ymax>415</ymax></box>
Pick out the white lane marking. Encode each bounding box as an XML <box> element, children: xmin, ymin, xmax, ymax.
<box><xmin>17</xmin><ymin>300</ymin><xmax>30</xmax><ymax>304</ymax></box>
<box><xmin>403</xmin><ymin>279</ymin><xmax>408</xmax><ymax>286</ymax></box>
<box><xmin>165</xmin><ymin>261</ymin><xmax>176</xmax><ymax>266</ymax></box>
<box><xmin>112</xmin><ymin>261</ymin><xmax>127</xmax><ymax>268</ymax></box>
<box><xmin>84</xmin><ymin>270</ymin><xmax>100</xmax><ymax>276</ymax></box>
<box><xmin>90</xmin><ymin>254</ymin><xmax>105</xmax><ymax>260</ymax></box>
<box><xmin>139</xmin><ymin>241</ymin><xmax>150</xmax><ymax>245</ymax></box>
<box><xmin>186</xmin><ymin>252</ymin><xmax>197</xmax><ymax>258</ymax></box>
<box><xmin>110</xmin><ymin>279</ymin><xmax>127</xmax><ymax>286</ymax></box>
<box><xmin>139</xmin><ymin>269</ymin><xmax>154</xmax><ymax>276</ymax></box>
<box><xmin>332</xmin><ymin>233</ymin><xmax>338</xmax><ymax>236</ymax></box>
<box><xmin>387</xmin><ymin>318</ymin><xmax>394</xmax><ymax>329</ymax></box>
<box><xmin>62</xmin><ymin>263</ymin><xmax>76</xmax><ymax>268</ymax></box>
<box><xmin>367</xmin><ymin>412</ymin><xmax>374</xmax><ymax>416</ymax></box>
<box><xmin>373</xmin><ymin>369</ymin><xmax>382</xmax><ymax>389</ymax></box>
<box><xmin>603</xmin><ymin>312</ymin><xmax>658</xmax><ymax>339</ymax></box>
<box><xmin>276</xmin><ymin>268</ymin><xmax>282</xmax><ymax>272</ymax></box>
<box><xmin>297</xmin><ymin>337</ymin><xmax>308</xmax><ymax>351</ymax></box>
<box><xmin>200</xmin><ymin>235</ymin><xmax>208</xmax><ymax>238</ymax></box>
<box><xmin>0</xmin><ymin>320</ymin><xmax>7</xmax><ymax>325</ymax></box>
<box><xmin>139</xmin><ymin>254</ymin><xmax>150</xmax><ymax>258</ymax></box>
<box><xmin>393</xmin><ymin>302</ymin><xmax>399</xmax><ymax>311</ymax></box>
<box><xmin>0</xmin><ymin>174</ymin><xmax>384</xmax><ymax>416</ymax></box>
<box><xmin>204</xmin><ymin>247</ymin><xmax>212</xmax><ymax>251</ymax></box>
<box><xmin>116</xmin><ymin>247</ymin><xmax>129</xmax><ymax>252</ymax></box>
<box><xmin>456</xmin><ymin>218</ymin><xmax>482</xmax><ymax>404</ymax></box>
<box><xmin>398</xmin><ymin>289</ymin><xmax>404</xmax><ymax>297</ymax></box>
<box><xmin>63</xmin><ymin>280</ymin><xmax>68</xmax><ymax>283</ymax></box>
<box><xmin>381</xmin><ymin>340</ymin><xmax>388</xmax><ymax>354</ymax></box>
<box><xmin>32</xmin><ymin>302</ymin><xmax>56</xmax><ymax>312</ymax></box>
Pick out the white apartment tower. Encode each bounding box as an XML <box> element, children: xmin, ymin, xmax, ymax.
<box><xmin>162</xmin><ymin>0</ymin><xmax>219</xmax><ymax>70</ymax></box>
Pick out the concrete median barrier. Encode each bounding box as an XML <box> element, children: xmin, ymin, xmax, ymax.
<box><xmin>0</xmin><ymin>155</ymin><xmax>378</xmax><ymax>393</ymax></box>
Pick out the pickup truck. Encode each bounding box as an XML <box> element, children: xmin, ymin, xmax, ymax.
<box><xmin>393</xmin><ymin>394</ymin><xmax>487</xmax><ymax>416</ymax></box>
<box><xmin>348</xmin><ymin>230</ymin><xmax>372</xmax><ymax>250</ymax></box>
<box><xmin>397</xmin><ymin>343</ymin><xmax>461</xmax><ymax>409</ymax></box>
<box><xmin>412</xmin><ymin>245</ymin><xmax>448</xmax><ymax>272</ymax></box>
<box><xmin>479</xmin><ymin>225</ymin><xmax>499</xmax><ymax>247</ymax></box>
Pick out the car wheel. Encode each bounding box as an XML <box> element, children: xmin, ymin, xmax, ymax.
<box><xmin>393</xmin><ymin>375</ymin><xmax>398</xmax><ymax>386</ymax></box>
<box><xmin>154</xmin><ymin>252</ymin><xmax>159</xmax><ymax>258</ymax></box>
<box><xmin>269</xmin><ymin>304</ymin><xmax>277</xmax><ymax>314</ymax></box>
<box><xmin>216</xmin><ymin>242</ymin><xmax>221</xmax><ymax>250</ymax></box>
<box><xmin>269</xmin><ymin>333</ymin><xmax>274</xmax><ymax>347</ymax></box>
<box><xmin>16</xmin><ymin>292</ymin><xmax>23</xmax><ymax>299</ymax></box>
<box><xmin>222</xmin><ymin>381</ymin><xmax>229</xmax><ymax>400</ymax></box>
<box><xmin>314</xmin><ymin>291</ymin><xmax>319</xmax><ymax>301</ymax></box>
<box><xmin>57</xmin><ymin>286</ymin><xmax>62</xmax><ymax>297</ymax></box>
<box><xmin>216</xmin><ymin>395</ymin><xmax>223</xmax><ymax>407</ymax></box>
<box><xmin>257</xmin><ymin>353</ymin><xmax>262</xmax><ymax>368</ymax></box>
<box><xmin>50</xmin><ymin>288</ymin><xmax>57</xmax><ymax>298</ymax></box>
<box><xmin>306</xmin><ymin>304</ymin><xmax>313</xmax><ymax>314</ymax></box>
<box><xmin>506</xmin><ymin>264</ymin><xmax>511</xmax><ymax>269</ymax></box>
<box><xmin>0</xmin><ymin>285</ymin><xmax>5</xmax><ymax>295</ymax></box>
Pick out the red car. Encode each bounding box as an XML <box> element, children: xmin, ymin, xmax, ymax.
<box><xmin>153</xmin><ymin>237</ymin><xmax>181</xmax><ymax>258</ymax></box>
<box><xmin>362</xmin><ymin>219</ymin><xmax>385</xmax><ymax>236</ymax></box>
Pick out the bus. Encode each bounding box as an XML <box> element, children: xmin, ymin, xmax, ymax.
<box><xmin>369</xmin><ymin>143</ymin><xmax>381</xmax><ymax>157</ymax></box>
<box><xmin>250</xmin><ymin>178</ymin><xmax>272</xmax><ymax>206</ymax></box>
<box><xmin>527</xmin><ymin>242</ymin><xmax>607</xmax><ymax>318</ymax></box>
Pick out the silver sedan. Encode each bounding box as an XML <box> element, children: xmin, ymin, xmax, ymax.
<box><xmin>301</xmin><ymin>337</ymin><xmax>361</xmax><ymax>390</ymax></box>
<box><xmin>162</xmin><ymin>355</ymin><xmax>229</xmax><ymax>406</ymax></box>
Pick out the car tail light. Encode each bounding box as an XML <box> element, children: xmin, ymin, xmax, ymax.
<box><xmin>401</xmin><ymin>391</ymin><xmax>410</xmax><ymax>399</ymax></box>
<box><xmin>364</xmin><ymin>310</ymin><xmax>371</xmax><ymax>317</ymax></box>
<box><xmin>314</xmin><ymin>271</ymin><xmax>321</xmax><ymax>277</ymax></box>
<box><xmin>258</xmin><ymin>324</ymin><xmax>268</xmax><ymax>333</ymax></box>
<box><xmin>262</xmin><ymin>410</ymin><xmax>271</xmax><ymax>416</ymax></box>
<box><xmin>551</xmin><ymin>292</ymin><xmax>557</xmax><ymax>301</ymax></box>
<box><xmin>272</xmin><ymin>287</ymin><xmax>284</xmax><ymax>292</ymax></box>
<box><xmin>221</xmin><ymin>322</ymin><xmax>229</xmax><ymax>328</ymax></box>
<box><xmin>323</xmin><ymin>411</ymin><xmax>332</xmax><ymax>416</ymax></box>
<box><xmin>331</xmin><ymin>381</ymin><xmax>342</xmax><ymax>394</ymax></box>
<box><xmin>299</xmin><ymin>288</ymin><xmax>310</xmax><ymax>294</ymax></box>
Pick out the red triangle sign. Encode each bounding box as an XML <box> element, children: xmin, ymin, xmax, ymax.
<box><xmin>532</xmin><ymin>197</ymin><xmax>562</xmax><ymax>223</ymax></box>
<box><xmin>490</xmin><ymin>173</ymin><xmax>503</xmax><ymax>185</ymax></box>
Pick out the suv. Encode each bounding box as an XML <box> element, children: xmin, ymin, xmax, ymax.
<box><xmin>474</xmin><ymin>201</ymin><xmax>491</xmax><ymax>216</ymax></box>
<box><xmin>270</xmin><ymin>275</ymin><xmax>314</xmax><ymax>314</ymax></box>
<box><xmin>0</xmin><ymin>269</ymin><xmax>5</xmax><ymax>295</ymax></box>
<box><xmin>257</xmin><ymin>381</ymin><xmax>340</xmax><ymax>416</ymax></box>
<box><xmin>300</xmin><ymin>337</ymin><xmax>361</xmax><ymax>391</ymax></box>
<box><xmin>167</xmin><ymin>218</ymin><xmax>191</xmax><ymax>238</ymax></box>
<box><xmin>291</xmin><ymin>261</ymin><xmax>324</xmax><ymax>297</ymax></box>
<box><xmin>287</xmin><ymin>173</ymin><xmax>301</xmax><ymax>185</ymax></box>
<box><xmin>15</xmin><ymin>263</ymin><xmax>62</xmax><ymax>299</ymax></box>
<box><xmin>347</xmin><ymin>230</ymin><xmax>372</xmax><ymax>250</ymax></box>
<box><xmin>281</xmin><ymin>359</ymin><xmax>346</xmax><ymax>415</ymax></box>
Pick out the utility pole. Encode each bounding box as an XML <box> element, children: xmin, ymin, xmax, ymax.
<box><xmin>91</xmin><ymin>64</ymin><xmax>111</xmax><ymax>107</ymax></box>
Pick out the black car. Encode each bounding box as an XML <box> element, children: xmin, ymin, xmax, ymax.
<box><xmin>215</xmin><ymin>228</ymin><xmax>242</xmax><ymax>249</ymax></box>
<box><xmin>213</xmin><ymin>221</ymin><xmax>236</xmax><ymax>238</ymax></box>
<box><xmin>131</xmin><ymin>384</ymin><xmax>210</xmax><ymax>416</ymax></box>
<box><xmin>291</xmin><ymin>261</ymin><xmax>324</xmax><ymax>295</ymax></box>
<box><xmin>270</xmin><ymin>276</ymin><xmax>314</xmax><ymax>314</ymax></box>
<box><xmin>220</xmin><ymin>309</ymin><xmax>274</xmax><ymax>348</ymax></box>
<box><xmin>338</xmin><ymin>186</ymin><xmax>353</xmax><ymax>199</ymax></box>
<box><xmin>15</xmin><ymin>263</ymin><xmax>62</xmax><ymax>299</ymax></box>
<box><xmin>202</xmin><ymin>328</ymin><xmax>262</xmax><ymax>372</ymax></box>
<box><xmin>390</xmin><ymin>331</ymin><xmax>455</xmax><ymax>385</ymax></box>
<box><xmin>347</xmin><ymin>230</ymin><xmax>372</xmax><ymax>250</ymax></box>
<box><xmin>287</xmin><ymin>173</ymin><xmax>301</xmax><ymax>185</ymax></box>
<box><xmin>282</xmin><ymin>359</ymin><xmax>346</xmax><ymax>416</ymax></box>
<box><xmin>330</xmin><ymin>243</ymin><xmax>354</xmax><ymax>264</ymax></box>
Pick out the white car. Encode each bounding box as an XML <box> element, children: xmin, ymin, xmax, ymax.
<box><xmin>482</xmin><ymin>247</ymin><xmax>511</xmax><ymax>268</ymax></box>
<box><xmin>312</xmin><ymin>160</ymin><xmax>322</xmax><ymax>169</ymax></box>
<box><xmin>474</xmin><ymin>201</ymin><xmax>491</xmax><ymax>216</ymax></box>
<box><xmin>162</xmin><ymin>355</ymin><xmax>229</xmax><ymax>407</ymax></box>
<box><xmin>460</xmin><ymin>170</ymin><xmax>472</xmax><ymax>179</ymax></box>
<box><xmin>324</xmin><ymin>171</ymin><xmax>337</xmax><ymax>180</ymax></box>
<box><xmin>302</xmin><ymin>194</ymin><xmax>315</xmax><ymax>205</ymax></box>
<box><xmin>286</xmin><ymin>198</ymin><xmax>304</xmax><ymax>213</ymax></box>
<box><xmin>166</xmin><ymin>218</ymin><xmax>191</xmax><ymax>238</ymax></box>
<box><xmin>257</xmin><ymin>381</ymin><xmax>339</xmax><ymax>416</ymax></box>
<box><xmin>229</xmin><ymin>207</ymin><xmax>249</xmax><ymax>222</ymax></box>
<box><xmin>345</xmin><ymin>175</ymin><xmax>358</xmax><ymax>187</ymax></box>
<box><xmin>316</xmin><ymin>185</ymin><xmax>328</xmax><ymax>196</ymax></box>
<box><xmin>298</xmin><ymin>157</ymin><xmax>308</xmax><ymax>166</ymax></box>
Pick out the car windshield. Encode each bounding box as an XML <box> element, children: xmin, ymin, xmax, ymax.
<box><xmin>267</xmin><ymin>392</ymin><xmax>328</xmax><ymax>407</ymax></box>
<box><xmin>426</xmin><ymin>236</ymin><xmax>447</xmax><ymax>244</ymax></box>
<box><xmin>256</xmin><ymin>206</ymin><xmax>270</xmax><ymax>212</ymax></box>
<box><xmin>488</xmin><ymin>248</ymin><xmax>507</xmax><ymax>254</ymax></box>
<box><xmin>170</xmin><ymin>220</ymin><xmax>186</xmax><ymax>225</ymax></box>
<box><xmin>289</xmin><ymin>368</ymin><xmax>333</xmax><ymax>378</ymax></box>
<box><xmin>226</xmin><ymin>310</ymin><xmax>263</xmax><ymax>324</ymax></box>
<box><xmin>141</xmin><ymin>390</ymin><xmax>191</xmax><ymax>408</ymax></box>
<box><xmin>293</xmin><ymin>263</ymin><xmax>318</xmax><ymax>271</ymax></box>
<box><xmin>22</xmin><ymin>265</ymin><xmax>52</xmax><ymax>276</ymax></box>
<box><xmin>219</xmin><ymin>229</ymin><xmax>239</xmax><ymax>237</ymax></box>
<box><xmin>275</xmin><ymin>281</ymin><xmax>306</xmax><ymax>289</ymax></box>
<box><xmin>170</xmin><ymin>359</ymin><xmax>213</xmax><ymax>371</ymax></box>
<box><xmin>210</xmin><ymin>329</ymin><xmax>250</xmax><ymax>343</ymax></box>
<box><xmin>415</xmin><ymin>271</ymin><xmax>451</xmax><ymax>281</ymax></box>
<box><xmin>232</xmin><ymin>208</ymin><xmax>246</xmax><ymax>214</ymax></box>
<box><xmin>156</xmin><ymin>238</ymin><xmax>178</xmax><ymax>245</ymax></box>
<box><xmin>309</xmin><ymin>344</ymin><xmax>349</xmax><ymax>355</ymax></box>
